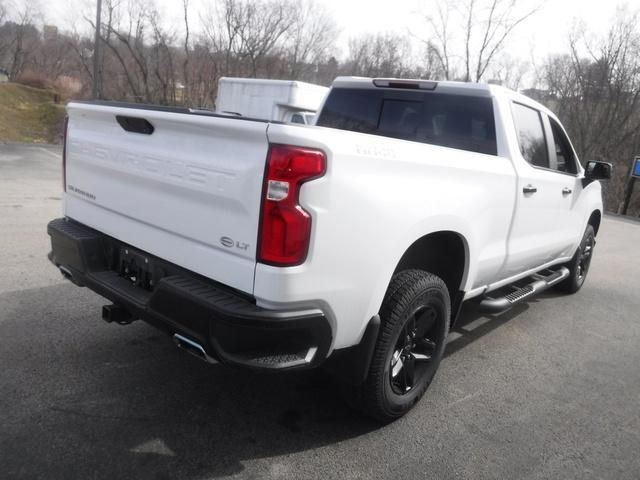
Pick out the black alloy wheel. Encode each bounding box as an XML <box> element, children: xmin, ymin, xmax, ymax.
<box><xmin>389</xmin><ymin>305</ymin><xmax>440</xmax><ymax>395</ymax></box>
<box><xmin>557</xmin><ymin>224</ymin><xmax>596</xmax><ymax>294</ymax></box>
<box><xmin>350</xmin><ymin>269</ymin><xmax>450</xmax><ymax>422</ymax></box>
<box><xmin>576</xmin><ymin>233</ymin><xmax>594</xmax><ymax>283</ymax></box>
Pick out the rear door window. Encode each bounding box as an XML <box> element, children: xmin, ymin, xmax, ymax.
<box><xmin>548</xmin><ymin>117</ymin><xmax>578</xmax><ymax>174</ymax></box>
<box><xmin>511</xmin><ymin>103</ymin><xmax>549</xmax><ymax>168</ymax></box>
<box><xmin>316</xmin><ymin>88</ymin><xmax>497</xmax><ymax>156</ymax></box>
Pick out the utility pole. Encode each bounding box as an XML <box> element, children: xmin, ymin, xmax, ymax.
<box><xmin>92</xmin><ymin>0</ymin><xmax>103</xmax><ymax>99</ymax></box>
<box><xmin>621</xmin><ymin>157</ymin><xmax>640</xmax><ymax>216</ymax></box>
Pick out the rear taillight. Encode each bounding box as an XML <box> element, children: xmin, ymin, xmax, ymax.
<box><xmin>258</xmin><ymin>144</ymin><xmax>326</xmax><ymax>266</ymax></box>
<box><xmin>62</xmin><ymin>116</ymin><xmax>69</xmax><ymax>192</ymax></box>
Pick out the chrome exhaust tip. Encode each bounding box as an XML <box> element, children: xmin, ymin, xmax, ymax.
<box><xmin>59</xmin><ymin>265</ymin><xmax>73</xmax><ymax>281</ymax></box>
<box><xmin>173</xmin><ymin>333</ymin><xmax>217</xmax><ymax>364</ymax></box>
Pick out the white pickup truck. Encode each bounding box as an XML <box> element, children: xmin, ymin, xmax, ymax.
<box><xmin>48</xmin><ymin>77</ymin><xmax>611</xmax><ymax>421</ymax></box>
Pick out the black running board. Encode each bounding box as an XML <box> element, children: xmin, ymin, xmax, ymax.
<box><xmin>478</xmin><ymin>267</ymin><xmax>570</xmax><ymax>313</ymax></box>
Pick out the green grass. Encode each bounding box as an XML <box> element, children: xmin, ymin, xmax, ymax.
<box><xmin>0</xmin><ymin>83</ymin><xmax>66</xmax><ymax>144</ymax></box>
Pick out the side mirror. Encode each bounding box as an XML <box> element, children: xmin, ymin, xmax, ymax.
<box><xmin>585</xmin><ymin>160</ymin><xmax>612</xmax><ymax>181</ymax></box>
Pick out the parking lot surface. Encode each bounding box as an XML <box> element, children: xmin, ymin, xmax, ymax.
<box><xmin>1</xmin><ymin>144</ymin><xmax>640</xmax><ymax>479</ymax></box>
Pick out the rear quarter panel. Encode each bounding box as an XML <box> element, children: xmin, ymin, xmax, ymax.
<box><xmin>255</xmin><ymin>123</ymin><xmax>517</xmax><ymax>349</ymax></box>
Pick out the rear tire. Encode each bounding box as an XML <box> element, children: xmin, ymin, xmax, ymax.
<box><xmin>348</xmin><ymin>269</ymin><xmax>450</xmax><ymax>422</ymax></box>
<box><xmin>556</xmin><ymin>225</ymin><xmax>595</xmax><ymax>294</ymax></box>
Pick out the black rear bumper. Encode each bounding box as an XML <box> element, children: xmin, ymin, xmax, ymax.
<box><xmin>47</xmin><ymin>217</ymin><xmax>332</xmax><ymax>371</ymax></box>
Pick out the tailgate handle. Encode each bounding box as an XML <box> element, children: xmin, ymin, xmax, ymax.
<box><xmin>116</xmin><ymin>115</ymin><xmax>155</xmax><ymax>135</ymax></box>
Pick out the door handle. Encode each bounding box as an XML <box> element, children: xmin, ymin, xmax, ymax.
<box><xmin>523</xmin><ymin>184</ymin><xmax>537</xmax><ymax>194</ymax></box>
<box><xmin>562</xmin><ymin>187</ymin><xmax>573</xmax><ymax>195</ymax></box>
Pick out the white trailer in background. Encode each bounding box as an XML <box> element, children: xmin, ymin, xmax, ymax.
<box><xmin>214</xmin><ymin>77</ymin><xmax>329</xmax><ymax>124</ymax></box>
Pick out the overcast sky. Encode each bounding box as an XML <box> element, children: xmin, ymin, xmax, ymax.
<box><xmin>14</xmin><ymin>0</ymin><xmax>633</xmax><ymax>61</ymax></box>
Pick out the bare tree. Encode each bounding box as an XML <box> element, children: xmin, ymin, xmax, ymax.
<box><xmin>148</xmin><ymin>7</ymin><xmax>178</xmax><ymax>105</ymax></box>
<box><xmin>210</xmin><ymin>0</ymin><xmax>242</xmax><ymax>76</ymax></box>
<box><xmin>418</xmin><ymin>0</ymin><xmax>541</xmax><ymax>82</ymax></box>
<box><xmin>98</xmin><ymin>0</ymin><xmax>155</xmax><ymax>102</ymax></box>
<box><xmin>182</xmin><ymin>0</ymin><xmax>190</xmax><ymax>104</ymax></box>
<box><xmin>472</xmin><ymin>0</ymin><xmax>541</xmax><ymax>81</ymax></box>
<box><xmin>63</xmin><ymin>31</ymin><xmax>95</xmax><ymax>96</ymax></box>
<box><xmin>7</xmin><ymin>2</ymin><xmax>42</xmax><ymax>81</ymax></box>
<box><xmin>484</xmin><ymin>54</ymin><xmax>530</xmax><ymax>89</ymax></box>
<box><xmin>0</xmin><ymin>0</ymin><xmax>10</xmax><ymax>66</ymax></box>
<box><xmin>34</xmin><ymin>28</ymin><xmax>70</xmax><ymax>80</ymax></box>
<box><xmin>418</xmin><ymin>2</ymin><xmax>453</xmax><ymax>79</ymax></box>
<box><xmin>232</xmin><ymin>0</ymin><xmax>295</xmax><ymax>77</ymax></box>
<box><xmin>343</xmin><ymin>33</ymin><xmax>415</xmax><ymax>78</ymax></box>
<box><xmin>283</xmin><ymin>0</ymin><xmax>338</xmax><ymax>81</ymax></box>
<box><xmin>194</xmin><ymin>6</ymin><xmax>225</xmax><ymax>106</ymax></box>
<box><xmin>187</xmin><ymin>39</ymin><xmax>220</xmax><ymax>107</ymax></box>
<box><xmin>541</xmin><ymin>7</ymin><xmax>640</xmax><ymax>213</ymax></box>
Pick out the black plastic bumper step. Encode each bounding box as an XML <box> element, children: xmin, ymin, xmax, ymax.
<box><xmin>47</xmin><ymin>217</ymin><xmax>333</xmax><ymax>372</ymax></box>
<box><xmin>234</xmin><ymin>347</ymin><xmax>318</xmax><ymax>369</ymax></box>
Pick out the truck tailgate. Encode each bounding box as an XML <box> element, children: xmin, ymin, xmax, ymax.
<box><xmin>64</xmin><ymin>102</ymin><xmax>269</xmax><ymax>294</ymax></box>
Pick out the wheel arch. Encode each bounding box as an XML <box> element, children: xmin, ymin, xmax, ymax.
<box><xmin>588</xmin><ymin>209</ymin><xmax>602</xmax><ymax>236</ymax></box>
<box><xmin>390</xmin><ymin>231</ymin><xmax>469</xmax><ymax>327</ymax></box>
<box><xmin>392</xmin><ymin>231</ymin><xmax>469</xmax><ymax>295</ymax></box>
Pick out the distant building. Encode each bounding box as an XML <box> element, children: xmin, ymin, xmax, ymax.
<box><xmin>520</xmin><ymin>88</ymin><xmax>552</xmax><ymax>102</ymax></box>
<box><xmin>520</xmin><ymin>88</ymin><xmax>558</xmax><ymax>110</ymax></box>
<box><xmin>175</xmin><ymin>82</ymin><xmax>185</xmax><ymax>103</ymax></box>
<box><xmin>43</xmin><ymin>25</ymin><xmax>58</xmax><ymax>42</ymax></box>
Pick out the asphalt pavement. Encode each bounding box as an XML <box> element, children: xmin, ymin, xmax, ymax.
<box><xmin>1</xmin><ymin>143</ymin><xmax>639</xmax><ymax>480</ymax></box>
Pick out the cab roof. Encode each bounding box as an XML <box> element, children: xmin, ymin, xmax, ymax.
<box><xmin>330</xmin><ymin>76</ymin><xmax>553</xmax><ymax>118</ymax></box>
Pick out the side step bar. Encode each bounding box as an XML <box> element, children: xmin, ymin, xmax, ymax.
<box><xmin>479</xmin><ymin>267</ymin><xmax>570</xmax><ymax>314</ymax></box>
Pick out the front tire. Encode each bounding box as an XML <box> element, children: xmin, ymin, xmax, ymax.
<box><xmin>557</xmin><ymin>224</ymin><xmax>596</xmax><ymax>294</ymax></box>
<box><xmin>353</xmin><ymin>269</ymin><xmax>450</xmax><ymax>422</ymax></box>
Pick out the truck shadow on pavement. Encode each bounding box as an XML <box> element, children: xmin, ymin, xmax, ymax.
<box><xmin>445</xmin><ymin>301</ymin><xmax>531</xmax><ymax>357</ymax></box>
<box><xmin>1</xmin><ymin>282</ymin><xmax>532</xmax><ymax>480</ymax></box>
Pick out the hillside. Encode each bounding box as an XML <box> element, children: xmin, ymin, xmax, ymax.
<box><xmin>0</xmin><ymin>83</ymin><xmax>66</xmax><ymax>144</ymax></box>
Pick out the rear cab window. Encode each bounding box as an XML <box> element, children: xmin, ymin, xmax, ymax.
<box><xmin>290</xmin><ymin>113</ymin><xmax>305</xmax><ymax>124</ymax></box>
<box><xmin>316</xmin><ymin>88</ymin><xmax>497</xmax><ymax>156</ymax></box>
